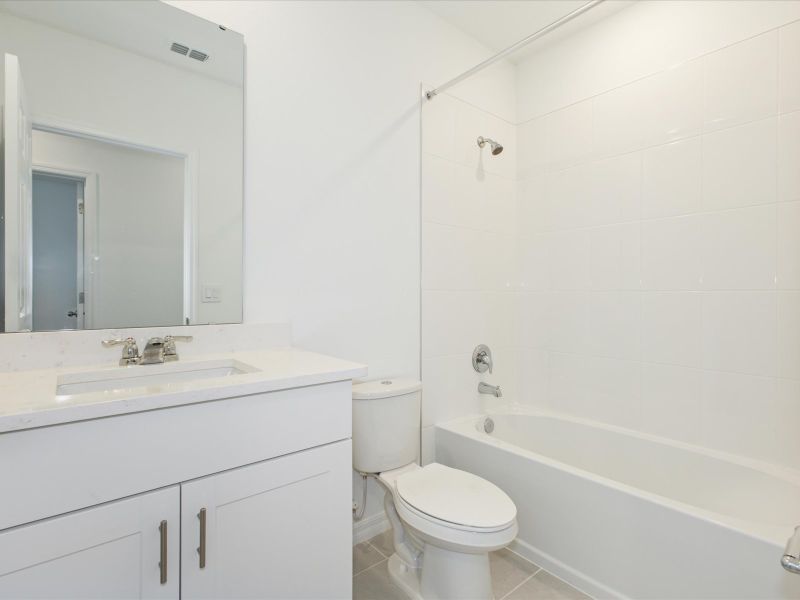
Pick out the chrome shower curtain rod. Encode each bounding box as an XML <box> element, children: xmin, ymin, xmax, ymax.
<box><xmin>425</xmin><ymin>0</ymin><xmax>605</xmax><ymax>100</ymax></box>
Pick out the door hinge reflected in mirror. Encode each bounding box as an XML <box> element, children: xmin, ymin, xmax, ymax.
<box><xmin>78</xmin><ymin>202</ymin><xmax>84</xmax><ymax>215</ymax></box>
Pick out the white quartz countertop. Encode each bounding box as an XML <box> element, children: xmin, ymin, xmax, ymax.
<box><xmin>0</xmin><ymin>348</ymin><xmax>367</xmax><ymax>433</ymax></box>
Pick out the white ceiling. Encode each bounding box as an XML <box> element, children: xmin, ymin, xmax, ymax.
<box><xmin>0</xmin><ymin>0</ymin><xmax>243</xmax><ymax>86</ymax></box>
<box><xmin>419</xmin><ymin>0</ymin><xmax>633</xmax><ymax>63</ymax></box>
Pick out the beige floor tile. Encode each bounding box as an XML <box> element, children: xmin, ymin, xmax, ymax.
<box><xmin>353</xmin><ymin>541</ymin><xmax>385</xmax><ymax>576</ymax></box>
<box><xmin>353</xmin><ymin>560</ymin><xmax>406</xmax><ymax>600</ymax></box>
<box><xmin>368</xmin><ymin>529</ymin><xmax>395</xmax><ymax>558</ymax></box>
<box><xmin>490</xmin><ymin>548</ymin><xmax>539</xmax><ymax>599</ymax></box>
<box><xmin>505</xmin><ymin>571</ymin><xmax>590</xmax><ymax>600</ymax></box>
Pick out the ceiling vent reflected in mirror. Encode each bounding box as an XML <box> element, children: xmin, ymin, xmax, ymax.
<box><xmin>171</xmin><ymin>43</ymin><xmax>209</xmax><ymax>62</ymax></box>
<box><xmin>189</xmin><ymin>49</ymin><xmax>209</xmax><ymax>62</ymax></box>
<box><xmin>170</xmin><ymin>42</ymin><xmax>189</xmax><ymax>55</ymax></box>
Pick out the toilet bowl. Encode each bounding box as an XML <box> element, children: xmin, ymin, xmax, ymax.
<box><xmin>378</xmin><ymin>462</ymin><xmax>517</xmax><ymax>600</ymax></box>
<box><xmin>352</xmin><ymin>379</ymin><xmax>518</xmax><ymax>600</ymax></box>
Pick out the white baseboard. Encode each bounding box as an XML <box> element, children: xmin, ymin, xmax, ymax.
<box><xmin>509</xmin><ymin>538</ymin><xmax>625</xmax><ymax>600</ymax></box>
<box><xmin>353</xmin><ymin>512</ymin><xmax>390</xmax><ymax>545</ymax></box>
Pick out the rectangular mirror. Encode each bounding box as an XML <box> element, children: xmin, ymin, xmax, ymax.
<box><xmin>0</xmin><ymin>0</ymin><xmax>243</xmax><ymax>332</ymax></box>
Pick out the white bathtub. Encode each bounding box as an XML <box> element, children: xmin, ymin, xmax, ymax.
<box><xmin>435</xmin><ymin>411</ymin><xmax>800</xmax><ymax>599</ymax></box>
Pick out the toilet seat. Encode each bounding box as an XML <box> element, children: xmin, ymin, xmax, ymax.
<box><xmin>395</xmin><ymin>463</ymin><xmax>517</xmax><ymax>532</ymax></box>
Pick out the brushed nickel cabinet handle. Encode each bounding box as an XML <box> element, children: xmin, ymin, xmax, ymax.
<box><xmin>198</xmin><ymin>508</ymin><xmax>207</xmax><ymax>569</ymax></box>
<box><xmin>158</xmin><ymin>520</ymin><xmax>168</xmax><ymax>584</ymax></box>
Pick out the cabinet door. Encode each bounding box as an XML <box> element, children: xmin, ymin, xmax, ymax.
<box><xmin>181</xmin><ymin>440</ymin><xmax>352</xmax><ymax>600</ymax></box>
<box><xmin>0</xmin><ymin>486</ymin><xmax>179</xmax><ymax>599</ymax></box>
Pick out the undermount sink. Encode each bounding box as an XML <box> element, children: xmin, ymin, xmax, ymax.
<box><xmin>56</xmin><ymin>359</ymin><xmax>260</xmax><ymax>397</ymax></box>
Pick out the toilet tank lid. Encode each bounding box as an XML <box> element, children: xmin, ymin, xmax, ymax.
<box><xmin>352</xmin><ymin>378</ymin><xmax>422</xmax><ymax>400</ymax></box>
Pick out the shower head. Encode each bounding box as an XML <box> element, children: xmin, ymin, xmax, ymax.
<box><xmin>477</xmin><ymin>136</ymin><xmax>503</xmax><ymax>155</ymax></box>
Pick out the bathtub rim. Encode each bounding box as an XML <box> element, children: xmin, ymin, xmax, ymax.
<box><xmin>435</xmin><ymin>408</ymin><xmax>800</xmax><ymax>548</ymax></box>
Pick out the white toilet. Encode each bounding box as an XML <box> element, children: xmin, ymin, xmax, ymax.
<box><xmin>353</xmin><ymin>379</ymin><xmax>518</xmax><ymax>600</ymax></box>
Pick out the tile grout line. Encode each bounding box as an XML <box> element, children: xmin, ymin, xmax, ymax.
<box><xmin>498</xmin><ymin>567</ymin><xmax>542</xmax><ymax>600</ymax></box>
<box><xmin>367</xmin><ymin>539</ymin><xmax>390</xmax><ymax>559</ymax></box>
<box><xmin>352</xmin><ymin>555</ymin><xmax>388</xmax><ymax>579</ymax></box>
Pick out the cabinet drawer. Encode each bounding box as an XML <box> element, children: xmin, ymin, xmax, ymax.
<box><xmin>0</xmin><ymin>381</ymin><xmax>351</xmax><ymax>530</ymax></box>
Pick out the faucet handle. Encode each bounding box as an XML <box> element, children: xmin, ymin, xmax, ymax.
<box><xmin>102</xmin><ymin>337</ymin><xmax>140</xmax><ymax>366</ymax></box>
<box><xmin>472</xmin><ymin>344</ymin><xmax>493</xmax><ymax>374</ymax></box>
<box><xmin>164</xmin><ymin>335</ymin><xmax>193</xmax><ymax>359</ymax></box>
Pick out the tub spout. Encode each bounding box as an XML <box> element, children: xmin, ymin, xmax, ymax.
<box><xmin>478</xmin><ymin>382</ymin><xmax>502</xmax><ymax>398</ymax></box>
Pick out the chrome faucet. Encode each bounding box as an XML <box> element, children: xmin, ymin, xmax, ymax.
<box><xmin>478</xmin><ymin>382</ymin><xmax>502</xmax><ymax>398</ymax></box>
<box><xmin>140</xmin><ymin>335</ymin><xmax>193</xmax><ymax>365</ymax></box>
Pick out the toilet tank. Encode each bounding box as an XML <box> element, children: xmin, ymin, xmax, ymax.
<box><xmin>352</xmin><ymin>378</ymin><xmax>422</xmax><ymax>474</ymax></box>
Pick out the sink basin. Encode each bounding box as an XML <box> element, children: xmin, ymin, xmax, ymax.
<box><xmin>56</xmin><ymin>359</ymin><xmax>259</xmax><ymax>397</ymax></box>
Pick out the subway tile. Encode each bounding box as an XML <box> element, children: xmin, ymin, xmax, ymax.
<box><xmin>703</xmin><ymin>32</ymin><xmax>778</xmax><ymax>132</ymax></box>
<box><xmin>547</xmin><ymin>100</ymin><xmax>594</xmax><ymax>170</ymax></box>
<box><xmin>778</xmin><ymin>111</ymin><xmax>800</xmax><ymax>202</ymax></box>
<box><xmin>482</xmin><ymin>174</ymin><xmax>516</xmax><ymax>234</ymax></box>
<box><xmin>453</xmin><ymin>98</ymin><xmax>488</xmax><ymax>168</ymax></box>
<box><xmin>777</xmin><ymin>201</ymin><xmax>800</xmax><ymax>289</ymax></box>
<box><xmin>421</xmin><ymin>354</ymin><xmax>480</xmax><ymax>426</ymax></box>
<box><xmin>517</xmin><ymin>175</ymin><xmax>549</xmax><ymax>235</ymax></box>
<box><xmin>701</xmin><ymin>204</ymin><xmax>776</xmax><ymax>290</ymax></box>
<box><xmin>642</xmin><ymin>292</ymin><xmax>703</xmax><ymax>368</ymax></box>
<box><xmin>641</xmin><ymin>215</ymin><xmax>704</xmax><ymax>290</ymax></box>
<box><xmin>702</xmin><ymin>118</ymin><xmax>777</xmax><ymax>211</ymax></box>
<box><xmin>586</xmin><ymin>356</ymin><xmax>642</xmax><ymax>430</ymax></box>
<box><xmin>586</xmin><ymin>291</ymin><xmax>641</xmax><ymax>360</ymax></box>
<box><xmin>547</xmin><ymin>292</ymin><xmax>588</xmax><ymax>354</ymax></box>
<box><xmin>588</xmin><ymin>152</ymin><xmax>641</xmax><ymax>227</ymax></box>
<box><xmin>517</xmin><ymin>116</ymin><xmax>549</xmax><ymax>179</ymax></box>
<box><xmin>517</xmin><ymin>347</ymin><xmax>550</xmax><ymax>407</ymax></box>
<box><xmin>421</xmin><ymin>154</ymin><xmax>455</xmax><ymax>225</ymax></box>
<box><xmin>548</xmin><ymin>230</ymin><xmax>590</xmax><ymax>290</ymax></box>
<box><xmin>482</xmin><ymin>114</ymin><xmax>516</xmax><ymax>179</ymax></box>
<box><xmin>642</xmin><ymin>137</ymin><xmax>702</xmax><ymax>219</ymax></box>
<box><xmin>593</xmin><ymin>78</ymin><xmax>646</xmax><ymax>157</ymax></box>
<box><xmin>779</xmin><ymin>21</ymin><xmax>800</xmax><ymax>114</ymax></box>
<box><xmin>517</xmin><ymin>291</ymin><xmax>550</xmax><ymax>350</ymax></box>
<box><xmin>549</xmin><ymin>352</ymin><xmax>590</xmax><ymax>417</ymax></box>
<box><xmin>641</xmin><ymin>58</ymin><xmax>704</xmax><ymax>147</ymax></box>
<box><xmin>422</xmin><ymin>93</ymin><xmax>455</xmax><ymax>160</ymax></box>
<box><xmin>777</xmin><ymin>291</ymin><xmax>800</xmax><ymax>380</ymax></box>
<box><xmin>546</xmin><ymin>164</ymin><xmax>593</xmax><ymax>230</ymax></box>
<box><xmin>518</xmin><ymin>235</ymin><xmax>550</xmax><ymax>292</ymax></box>
<box><xmin>701</xmin><ymin>292</ymin><xmax>777</xmax><ymax>376</ymax></box>
<box><xmin>641</xmin><ymin>363</ymin><xmax>702</xmax><ymax>444</ymax></box>
<box><xmin>700</xmin><ymin>371</ymin><xmax>779</xmax><ymax>463</ymax></box>
<box><xmin>587</xmin><ymin>223</ymin><xmax>641</xmax><ymax>291</ymax></box>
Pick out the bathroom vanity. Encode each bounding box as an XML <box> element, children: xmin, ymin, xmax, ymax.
<box><xmin>0</xmin><ymin>348</ymin><xmax>366</xmax><ymax>599</ymax></box>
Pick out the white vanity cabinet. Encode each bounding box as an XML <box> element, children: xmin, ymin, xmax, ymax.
<box><xmin>0</xmin><ymin>486</ymin><xmax>181</xmax><ymax>599</ymax></box>
<box><xmin>0</xmin><ymin>361</ymin><xmax>364</xmax><ymax>600</ymax></box>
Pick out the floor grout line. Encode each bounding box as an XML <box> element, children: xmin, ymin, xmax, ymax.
<box><xmin>367</xmin><ymin>539</ymin><xmax>390</xmax><ymax>559</ymax></box>
<box><xmin>352</xmin><ymin>556</ymin><xmax>388</xmax><ymax>579</ymax></box>
<box><xmin>498</xmin><ymin>567</ymin><xmax>541</xmax><ymax>600</ymax></box>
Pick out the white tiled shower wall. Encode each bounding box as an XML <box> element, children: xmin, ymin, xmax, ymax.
<box><xmin>421</xmin><ymin>64</ymin><xmax>518</xmax><ymax>460</ymax></box>
<box><xmin>423</xmin><ymin>1</ymin><xmax>800</xmax><ymax>471</ymax></box>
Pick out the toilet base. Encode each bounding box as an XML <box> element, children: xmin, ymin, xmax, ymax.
<box><xmin>388</xmin><ymin>554</ymin><xmax>423</xmax><ymax>600</ymax></box>
<box><xmin>387</xmin><ymin>547</ymin><xmax>495</xmax><ymax>600</ymax></box>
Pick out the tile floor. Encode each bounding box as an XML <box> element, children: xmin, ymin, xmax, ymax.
<box><xmin>353</xmin><ymin>530</ymin><xmax>591</xmax><ymax>600</ymax></box>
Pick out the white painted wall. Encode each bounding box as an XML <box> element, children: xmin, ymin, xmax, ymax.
<box><xmin>515</xmin><ymin>1</ymin><xmax>800</xmax><ymax>470</ymax></box>
<box><xmin>167</xmin><ymin>0</ymin><xmax>524</xmax><ymax>530</ymax></box>
<box><xmin>0</xmin><ymin>11</ymin><xmax>243</xmax><ymax>324</ymax></box>
<box><xmin>33</xmin><ymin>130</ymin><xmax>184</xmax><ymax>329</ymax></box>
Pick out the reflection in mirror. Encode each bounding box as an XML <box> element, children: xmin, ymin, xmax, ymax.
<box><xmin>0</xmin><ymin>0</ymin><xmax>244</xmax><ymax>332</ymax></box>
